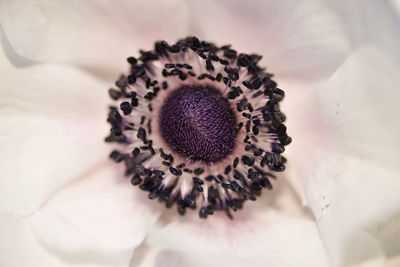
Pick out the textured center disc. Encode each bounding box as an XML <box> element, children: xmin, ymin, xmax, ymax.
<box><xmin>159</xmin><ymin>85</ymin><xmax>237</xmax><ymax>163</ymax></box>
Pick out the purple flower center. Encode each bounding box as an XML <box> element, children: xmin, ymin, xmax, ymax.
<box><xmin>159</xmin><ymin>85</ymin><xmax>237</xmax><ymax>163</ymax></box>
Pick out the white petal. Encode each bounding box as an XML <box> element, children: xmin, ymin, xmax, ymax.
<box><xmin>390</xmin><ymin>0</ymin><xmax>400</xmax><ymax>17</ymax></box>
<box><xmin>286</xmin><ymin>47</ymin><xmax>400</xmax><ymax>266</ymax></box>
<box><xmin>31</xmin><ymin>163</ymin><xmax>162</xmax><ymax>266</ymax></box>
<box><xmin>130</xmin><ymin>243</ymin><xmax>162</xmax><ymax>267</ymax></box>
<box><xmin>153</xmin><ymin>250</ymin><xmax>262</xmax><ymax>267</ymax></box>
<box><xmin>324</xmin><ymin>0</ymin><xmax>400</xmax><ymax>67</ymax></box>
<box><xmin>310</xmin><ymin>156</ymin><xmax>399</xmax><ymax>267</ymax></box>
<box><xmin>0</xmin><ymin>212</ymin><xmax>113</xmax><ymax>267</ymax></box>
<box><xmin>386</xmin><ymin>255</ymin><xmax>400</xmax><ymax>267</ymax></box>
<box><xmin>187</xmin><ymin>0</ymin><xmax>350</xmax><ymax>80</ymax></box>
<box><xmin>320</xmin><ymin>47</ymin><xmax>400</xmax><ymax>171</ymax></box>
<box><xmin>285</xmin><ymin>46</ymin><xmax>400</xmax><ymax>201</ymax></box>
<box><xmin>147</xmin><ymin>178</ymin><xmax>330</xmax><ymax>267</ymax></box>
<box><xmin>0</xmin><ymin>33</ymin><xmax>109</xmax><ymax>215</ymax></box>
<box><xmin>0</xmin><ymin>0</ymin><xmax>190</xmax><ymax>79</ymax></box>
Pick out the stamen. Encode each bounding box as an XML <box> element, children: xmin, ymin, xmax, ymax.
<box><xmin>105</xmin><ymin>36</ymin><xmax>291</xmax><ymax>219</ymax></box>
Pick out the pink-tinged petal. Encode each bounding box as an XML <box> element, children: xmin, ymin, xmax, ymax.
<box><xmin>147</xmin><ymin>178</ymin><xmax>330</xmax><ymax>267</ymax></box>
<box><xmin>0</xmin><ymin>0</ymin><xmax>190</xmax><ymax>79</ymax></box>
<box><xmin>0</xmin><ymin>33</ymin><xmax>109</xmax><ymax>215</ymax></box>
<box><xmin>286</xmin><ymin>47</ymin><xmax>400</xmax><ymax>266</ymax></box>
<box><xmin>0</xmin><ymin>212</ymin><xmax>114</xmax><ymax>267</ymax></box>
<box><xmin>186</xmin><ymin>0</ymin><xmax>350</xmax><ymax>81</ymax></box>
<box><xmin>31</xmin><ymin>163</ymin><xmax>162</xmax><ymax>266</ymax></box>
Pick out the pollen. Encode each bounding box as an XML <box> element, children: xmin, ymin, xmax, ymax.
<box><xmin>106</xmin><ymin>37</ymin><xmax>291</xmax><ymax>219</ymax></box>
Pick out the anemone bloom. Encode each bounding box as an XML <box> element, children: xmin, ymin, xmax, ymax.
<box><xmin>106</xmin><ymin>36</ymin><xmax>292</xmax><ymax>219</ymax></box>
<box><xmin>1</xmin><ymin>1</ymin><xmax>400</xmax><ymax>267</ymax></box>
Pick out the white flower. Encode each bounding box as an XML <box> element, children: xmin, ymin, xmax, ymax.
<box><xmin>0</xmin><ymin>1</ymin><xmax>399</xmax><ymax>267</ymax></box>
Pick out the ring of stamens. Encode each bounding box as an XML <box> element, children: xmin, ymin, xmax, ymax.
<box><xmin>106</xmin><ymin>36</ymin><xmax>291</xmax><ymax>219</ymax></box>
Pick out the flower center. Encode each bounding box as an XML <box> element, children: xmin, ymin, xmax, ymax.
<box><xmin>106</xmin><ymin>36</ymin><xmax>292</xmax><ymax>219</ymax></box>
<box><xmin>159</xmin><ymin>85</ymin><xmax>237</xmax><ymax>163</ymax></box>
